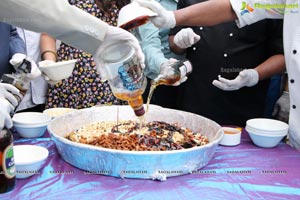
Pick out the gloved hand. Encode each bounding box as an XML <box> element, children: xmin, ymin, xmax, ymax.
<box><xmin>272</xmin><ymin>91</ymin><xmax>290</xmax><ymax>123</ymax></box>
<box><xmin>0</xmin><ymin>83</ymin><xmax>21</xmax><ymax>129</ymax></box>
<box><xmin>135</xmin><ymin>0</ymin><xmax>176</xmax><ymax>28</ymax></box>
<box><xmin>0</xmin><ymin>98</ymin><xmax>14</xmax><ymax>129</ymax></box>
<box><xmin>0</xmin><ymin>83</ymin><xmax>21</xmax><ymax>107</ymax></box>
<box><xmin>154</xmin><ymin>58</ymin><xmax>187</xmax><ymax>86</ymax></box>
<box><xmin>9</xmin><ymin>53</ymin><xmax>41</xmax><ymax>79</ymax></box>
<box><xmin>174</xmin><ymin>28</ymin><xmax>201</xmax><ymax>49</ymax></box>
<box><xmin>94</xmin><ymin>25</ymin><xmax>145</xmax><ymax>78</ymax></box>
<box><xmin>212</xmin><ymin>69</ymin><xmax>259</xmax><ymax>91</ymax></box>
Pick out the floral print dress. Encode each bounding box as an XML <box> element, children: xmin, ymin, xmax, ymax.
<box><xmin>46</xmin><ymin>0</ymin><xmax>127</xmax><ymax>109</ymax></box>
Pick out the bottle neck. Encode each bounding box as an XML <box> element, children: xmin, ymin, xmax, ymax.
<box><xmin>179</xmin><ymin>60</ymin><xmax>192</xmax><ymax>80</ymax></box>
<box><xmin>128</xmin><ymin>95</ymin><xmax>145</xmax><ymax>117</ymax></box>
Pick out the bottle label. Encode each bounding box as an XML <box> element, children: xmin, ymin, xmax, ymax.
<box><xmin>118</xmin><ymin>57</ymin><xmax>144</xmax><ymax>91</ymax></box>
<box><xmin>180</xmin><ymin>60</ymin><xmax>192</xmax><ymax>79</ymax></box>
<box><xmin>179</xmin><ymin>66</ymin><xmax>187</xmax><ymax>80</ymax></box>
<box><xmin>2</xmin><ymin>144</ymin><xmax>16</xmax><ymax>179</ymax></box>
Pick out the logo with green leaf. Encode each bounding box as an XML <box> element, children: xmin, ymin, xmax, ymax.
<box><xmin>240</xmin><ymin>1</ymin><xmax>254</xmax><ymax>15</ymax></box>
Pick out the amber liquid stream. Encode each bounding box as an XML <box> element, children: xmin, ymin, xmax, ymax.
<box><xmin>146</xmin><ymin>77</ymin><xmax>180</xmax><ymax>113</ymax></box>
<box><xmin>114</xmin><ymin>90</ymin><xmax>145</xmax><ymax>129</ymax></box>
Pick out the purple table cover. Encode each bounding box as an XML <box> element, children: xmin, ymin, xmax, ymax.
<box><xmin>1</xmin><ymin>129</ymin><xmax>300</xmax><ymax>200</ymax></box>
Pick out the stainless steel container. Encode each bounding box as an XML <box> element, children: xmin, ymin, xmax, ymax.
<box><xmin>47</xmin><ymin>105</ymin><xmax>223</xmax><ymax>181</ymax></box>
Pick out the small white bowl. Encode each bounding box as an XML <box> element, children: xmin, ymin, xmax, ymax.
<box><xmin>14</xmin><ymin>145</ymin><xmax>49</xmax><ymax>179</ymax></box>
<box><xmin>13</xmin><ymin>123</ymin><xmax>48</xmax><ymax>138</ymax></box>
<box><xmin>219</xmin><ymin>127</ymin><xmax>242</xmax><ymax>146</ymax></box>
<box><xmin>39</xmin><ymin>59</ymin><xmax>76</xmax><ymax>81</ymax></box>
<box><xmin>245</xmin><ymin>125</ymin><xmax>287</xmax><ymax>135</ymax></box>
<box><xmin>12</xmin><ymin>112</ymin><xmax>52</xmax><ymax>125</ymax></box>
<box><xmin>12</xmin><ymin>112</ymin><xmax>52</xmax><ymax>138</ymax></box>
<box><xmin>43</xmin><ymin>107</ymin><xmax>76</xmax><ymax>119</ymax></box>
<box><xmin>246</xmin><ymin>118</ymin><xmax>288</xmax><ymax>133</ymax></box>
<box><xmin>117</xmin><ymin>1</ymin><xmax>157</xmax><ymax>30</ymax></box>
<box><xmin>246</xmin><ymin>127</ymin><xmax>287</xmax><ymax>148</ymax></box>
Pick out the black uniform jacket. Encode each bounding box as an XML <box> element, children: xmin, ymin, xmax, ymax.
<box><xmin>169</xmin><ymin>0</ymin><xmax>284</xmax><ymax>126</ymax></box>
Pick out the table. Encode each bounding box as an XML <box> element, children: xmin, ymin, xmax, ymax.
<box><xmin>1</xmin><ymin>129</ymin><xmax>300</xmax><ymax>200</ymax></box>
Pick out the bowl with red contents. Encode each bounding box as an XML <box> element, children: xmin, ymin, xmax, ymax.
<box><xmin>117</xmin><ymin>1</ymin><xmax>157</xmax><ymax>30</ymax></box>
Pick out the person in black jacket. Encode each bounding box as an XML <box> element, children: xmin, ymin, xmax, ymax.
<box><xmin>168</xmin><ymin>0</ymin><xmax>285</xmax><ymax>126</ymax></box>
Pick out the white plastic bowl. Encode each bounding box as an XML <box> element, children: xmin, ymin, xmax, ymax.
<box><xmin>219</xmin><ymin>127</ymin><xmax>241</xmax><ymax>146</ymax></box>
<box><xmin>14</xmin><ymin>145</ymin><xmax>49</xmax><ymax>179</ymax></box>
<box><xmin>246</xmin><ymin>127</ymin><xmax>287</xmax><ymax>148</ymax></box>
<box><xmin>246</xmin><ymin>118</ymin><xmax>288</xmax><ymax>133</ymax></box>
<box><xmin>117</xmin><ymin>1</ymin><xmax>157</xmax><ymax>30</ymax></box>
<box><xmin>12</xmin><ymin>112</ymin><xmax>51</xmax><ymax>138</ymax></box>
<box><xmin>43</xmin><ymin>107</ymin><xmax>76</xmax><ymax>119</ymax></box>
<box><xmin>13</xmin><ymin>123</ymin><xmax>49</xmax><ymax>138</ymax></box>
<box><xmin>39</xmin><ymin>59</ymin><xmax>76</xmax><ymax>81</ymax></box>
<box><xmin>245</xmin><ymin>125</ymin><xmax>287</xmax><ymax>136</ymax></box>
<box><xmin>12</xmin><ymin>112</ymin><xmax>52</xmax><ymax>125</ymax></box>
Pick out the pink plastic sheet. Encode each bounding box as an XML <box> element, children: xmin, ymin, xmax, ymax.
<box><xmin>1</xmin><ymin>129</ymin><xmax>300</xmax><ymax>199</ymax></box>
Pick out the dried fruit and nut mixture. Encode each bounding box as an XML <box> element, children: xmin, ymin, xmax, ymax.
<box><xmin>67</xmin><ymin>121</ymin><xmax>209</xmax><ymax>151</ymax></box>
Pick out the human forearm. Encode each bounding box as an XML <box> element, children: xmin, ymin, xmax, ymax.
<box><xmin>40</xmin><ymin>33</ymin><xmax>57</xmax><ymax>61</ymax></box>
<box><xmin>255</xmin><ymin>54</ymin><xmax>285</xmax><ymax>80</ymax></box>
<box><xmin>143</xmin><ymin>45</ymin><xmax>168</xmax><ymax>79</ymax></box>
<box><xmin>169</xmin><ymin>35</ymin><xmax>186</xmax><ymax>55</ymax></box>
<box><xmin>212</xmin><ymin>54</ymin><xmax>285</xmax><ymax>91</ymax></box>
<box><xmin>174</xmin><ymin>0</ymin><xmax>236</xmax><ymax>27</ymax></box>
<box><xmin>138</xmin><ymin>24</ymin><xmax>167</xmax><ymax>78</ymax></box>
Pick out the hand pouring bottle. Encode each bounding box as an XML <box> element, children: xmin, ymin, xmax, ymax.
<box><xmin>153</xmin><ymin>59</ymin><xmax>193</xmax><ymax>86</ymax></box>
<box><xmin>1</xmin><ymin>57</ymin><xmax>32</xmax><ymax>112</ymax></box>
<box><xmin>99</xmin><ymin>41</ymin><xmax>146</xmax><ymax>117</ymax></box>
<box><xmin>146</xmin><ymin>59</ymin><xmax>192</xmax><ymax>113</ymax></box>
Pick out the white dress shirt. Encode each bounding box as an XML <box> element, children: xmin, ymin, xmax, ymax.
<box><xmin>16</xmin><ymin>29</ymin><xmax>48</xmax><ymax>111</ymax></box>
<box><xmin>230</xmin><ymin>0</ymin><xmax>300</xmax><ymax>150</ymax></box>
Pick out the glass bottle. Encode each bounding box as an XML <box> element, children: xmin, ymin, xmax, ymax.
<box><xmin>0</xmin><ymin>57</ymin><xmax>31</xmax><ymax>104</ymax></box>
<box><xmin>1</xmin><ymin>74</ymin><xmax>27</xmax><ymax>111</ymax></box>
<box><xmin>99</xmin><ymin>41</ymin><xmax>146</xmax><ymax>117</ymax></box>
<box><xmin>1</xmin><ymin>74</ymin><xmax>28</xmax><ymax>95</ymax></box>
<box><xmin>152</xmin><ymin>59</ymin><xmax>193</xmax><ymax>86</ymax></box>
<box><xmin>0</xmin><ymin>129</ymin><xmax>16</xmax><ymax>193</ymax></box>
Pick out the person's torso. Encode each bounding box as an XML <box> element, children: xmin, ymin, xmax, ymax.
<box><xmin>282</xmin><ymin>3</ymin><xmax>300</xmax><ymax>149</ymax></box>
<box><xmin>176</xmin><ymin>0</ymin><xmax>283</xmax><ymax>126</ymax></box>
<box><xmin>16</xmin><ymin>29</ymin><xmax>41</xmax><ymax>63</ymax></box>
<box><xmin>46</xmin><ymin>0</ymin><xmax>127</xmax><ymax>109</ymax></box>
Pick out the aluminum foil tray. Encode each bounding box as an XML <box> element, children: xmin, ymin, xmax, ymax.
<box><xmin>47</xmin><ymin>105</ymin><xmax>223</xmax><ymax>181</ymax></box>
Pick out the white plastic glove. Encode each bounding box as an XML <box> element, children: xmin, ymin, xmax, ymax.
<box><xmin>154</xmin><ymin>58</ymin><xmax>188</xmax><ymax>86</ymax></box>
<box><xmin>0</xmin><ymin>98</ymin><xmax>14</xmax><ymax>129</ymax></box>
<box><xmin>135</xmin><ymin>0</ymin><xmax>176</xmax><ymax>28</ymax></box>
<box><xmin>174</xmin><ymin>28</ymin><xmax>201</xmax><ymax>49</ymax></box>
<box><xmin>0</xmin><ymin>83</ymin><xmax>21</xmax><ymax>107</ymax></box>
<box><xmin>9</xmin><ymin>53</ymin><xmax>41</xmax><ymax>79</ymax></box>
<box><xmin>272</xmin><ymin>91</ymin><xmax>290</xmax><ymax>123</ymax></box>
<box><xmin>0</xmin><ymin>83</ymin><xmax>22</xmax><ymax>129</ymax></box>
<box><xmin>94</xmin><ymin>25</ymin><xmax>145</xmax><ymax>76</ymax></box>
<box><xmin>212</xmin><ymin>69</ymin><xmax>259</xmax><ymax>91</ymax></box>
